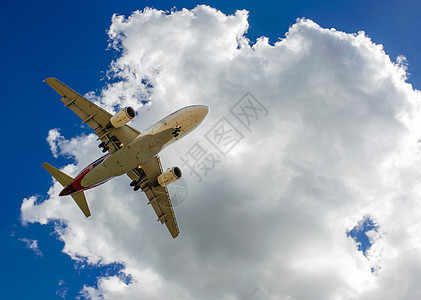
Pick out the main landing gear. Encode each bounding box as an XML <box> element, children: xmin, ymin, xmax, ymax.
<box><xmin>98</xmin><ymin>141</ymin><xmax>109</xmax><ymax>153</ymax></box>
<box><xmin>130</xmin><ymin>180</ymin><xmax>141</xmax><ymax>191</ymax></box>
<box><xmin>130</xmin><ymin>168</ymin><xmax>146</xmax><ymax>192</ymax></box>
<box><xmin>172</xmin><ymin>125</ymin><xmax>182</xmax><ymax>137</ymax></box>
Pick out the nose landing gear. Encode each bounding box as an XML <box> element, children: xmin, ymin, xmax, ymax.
<box><xmin>98</xmin><ymin>141</ymin><xmax>110</xmax><ymax>152</ymax></box>
<box><xmin>172</xmin><ymin>125</ymin><xmax>182</xmax><ymax>137</ymax></box>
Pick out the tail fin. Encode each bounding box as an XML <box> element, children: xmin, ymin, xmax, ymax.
<box><xmin>42</xmin><ymin>163</ymin><xmax>91</xmax><ymax>217</ymax></box>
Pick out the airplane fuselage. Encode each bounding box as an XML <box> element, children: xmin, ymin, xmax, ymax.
<box><xmin>59</xmin><ymin>105</ymin><xmax>208</xmax><ymax>196</ymax></box>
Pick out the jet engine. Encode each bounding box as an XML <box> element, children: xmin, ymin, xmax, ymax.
<box><xmin>157</xmin><ymin>167</ymin><xmax>182</xmax><ymax>186</ymax></box>
<box><xmin>109</xmin><ymin>106</ymin><xmax>136</xmax><ymax>128</ymax></box>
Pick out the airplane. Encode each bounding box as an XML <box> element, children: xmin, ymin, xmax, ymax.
<box><xmin>42</xmin><ymin>78</ymin><xmax>209</xmax><ymax>238</ymax></box>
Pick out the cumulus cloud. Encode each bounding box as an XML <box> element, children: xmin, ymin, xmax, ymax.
<box><xmin>22</xmin><ymin>5</ymin><xmax>421</xmax><ymax>299</ymax></box>
<box><xmin>46</xmin><ymin>129</ymin><xmax>64</xmax><ymax>158</ymax></box>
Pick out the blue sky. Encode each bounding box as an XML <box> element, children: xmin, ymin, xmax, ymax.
<box><xmin>2</xmin><ymin>0</ymin><xmax>421</xmax><ymax>299</ymax></box>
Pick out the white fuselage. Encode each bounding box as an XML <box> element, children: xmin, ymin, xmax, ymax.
<box><xmin>80</xmin><ymin>105</ymin><xmax>208</xmax><ymax>187</ymax></box>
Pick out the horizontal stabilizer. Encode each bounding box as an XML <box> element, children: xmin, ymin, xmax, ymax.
<box><xmin>71</xmin><ymin>192</ymin><xmax>91</xmax><ymax>217</ymax></box>
<box><xmin>42</xmin><ymin>163</ymin><xmax>73</xmax><ymax>187</ymax></box>
<box><xmin>42</xmin><ymin>162</ymin><xmax>91</xmax><ymax>217</ymax></box>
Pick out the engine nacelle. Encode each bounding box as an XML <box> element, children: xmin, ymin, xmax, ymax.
<box><xmin>157</xmin><ymin>167</ymin><xmax>182</xmax><ymax>187</ymax></box>
<box><xmin>110</xmin><ymin>106</ymin><xmax>136</xmax><ymax>128</ymax></box>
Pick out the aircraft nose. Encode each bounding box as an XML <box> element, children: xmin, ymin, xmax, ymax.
<box><xmin>196</xmin><ymin>105</ymin><xmax>209</xmax><ymax>120</ymax></box>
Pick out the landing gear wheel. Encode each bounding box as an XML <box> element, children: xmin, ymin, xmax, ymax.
<box><xmin>172</xmin><ymin>127</ymin><xmax>181</xmax><ymax>137</ymax></box>
<box><xmin>102</xmin><ymin>146</ymin><xmax>109</xmax><ymax>153</ymax></box>
<box><xmin>98</xmin><ymin>142</ymin><xmax>105</xmax><ymax>148</ymax></box>
<box><xmin>130</xmin><ymin>180</ymin><xmax>137</xmax><ymax>187</ymax></box>
<box><xmin>134</xmin><ymin>185</ymin><xmax>140</xmax><ymax>191</ymax></box>
<box><xmin>172</xmin><ymin>125</ymin><xmax>182</xmax><ymax>137</ymax></box>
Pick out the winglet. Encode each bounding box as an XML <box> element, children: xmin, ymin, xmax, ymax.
<box><xmin>42</xmin><ymin>162</ymin><xmax>91</xmax><ymax>217</ymax></box>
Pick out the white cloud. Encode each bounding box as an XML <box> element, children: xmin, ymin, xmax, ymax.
<box><xmin>46</xmin><ymin>129</ymin><xmax>64</xmax><ymax>158</ymax></box>
<box><xmin>22</xmin><ymin>5</ymin><xmax>421</xmax><ymax>300</ymax></box>
<box><xmin>19</xmin><ymin>238</ymin><xmax>43</xmax><ymax>258</ymax></box>
<box><xmin>56</xmin><ymin>280</ymin><xmax>69</xmax><ymax>300</ymax></box>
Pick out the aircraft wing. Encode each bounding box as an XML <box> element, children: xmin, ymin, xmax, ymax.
<box><xmin>44</xmin><ymin>77</ymin><xmax>140</xmax><ymax>153</ymax></box>
<box><xmin>127</xmin><ymin>156</ymin><xmax>180</xmax><ymax>239</ymax></box>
